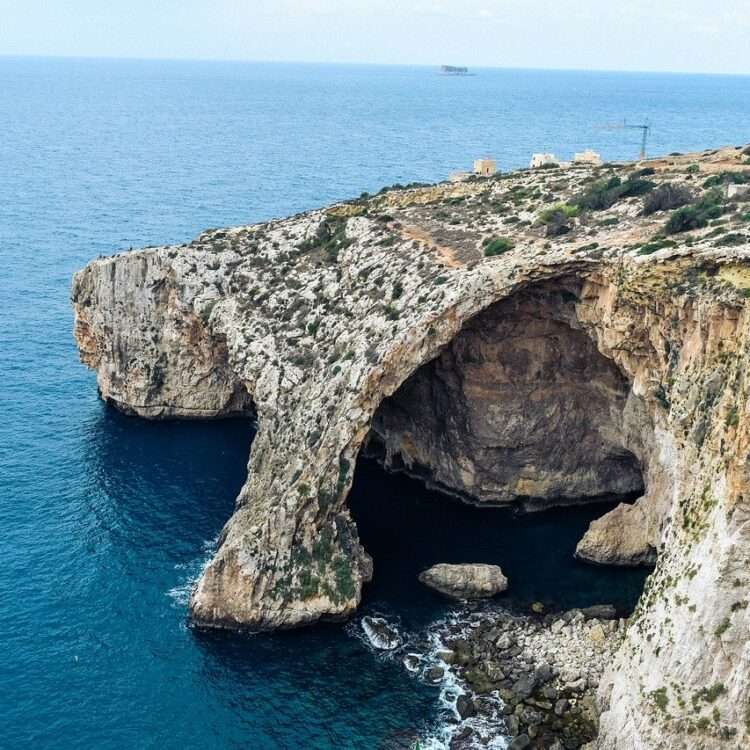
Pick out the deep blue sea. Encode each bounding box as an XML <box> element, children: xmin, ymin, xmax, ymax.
<box><xmin>2</xmin><ymin>57</ymin><xmax>749</xmax><ymax>750</ymax></box>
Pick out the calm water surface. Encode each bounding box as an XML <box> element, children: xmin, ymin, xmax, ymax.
<box><xmin>2</xmin><ymin>58</ymin><xmax>749</xmax><ymax>749</ymax></box>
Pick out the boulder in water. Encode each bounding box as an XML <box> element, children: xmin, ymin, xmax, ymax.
<box><xmin>418</xmin><ymin>563</ymin><xmax>508</xmax><ymax>600</ymax></box>
<box><xmin>361</xmin><ymin>616</ymin><xmax>401</xmax><ymax>650</ymax></box>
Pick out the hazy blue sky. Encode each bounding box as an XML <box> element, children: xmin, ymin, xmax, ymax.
<box><xmin>2</xmin><ymin>1</ymin><xmax>748</xmax><ymax>74</ymax></box>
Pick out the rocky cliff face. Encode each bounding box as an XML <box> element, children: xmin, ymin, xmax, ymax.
<box><xmin>72</xmin><ymin>145</ymin><xmax>750</xmax><ymax>748</ymax></box>
<box><xmin>369</xmin><ymin>279</ymin><xmax>644</xmax><ymax>508</ymax></box>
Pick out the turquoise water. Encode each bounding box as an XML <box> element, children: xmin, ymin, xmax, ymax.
<box><xmin>2</xmin><ymin>57</ymin><xmax>749</xmax><ymax>749</ymax></box>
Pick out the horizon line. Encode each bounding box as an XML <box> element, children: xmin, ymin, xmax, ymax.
<box><xmin>1</xmin><ymin>52</ymin><xmax>749</xmax><ymax>79</ymax></box>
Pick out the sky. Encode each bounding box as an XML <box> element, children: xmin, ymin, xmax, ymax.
<box><xmin>1</xmin><ymin>0</ymin><xmax>748</xmax><ymax>75</ymax></box>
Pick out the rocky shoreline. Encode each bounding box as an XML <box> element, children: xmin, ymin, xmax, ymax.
<box><xmin>359</xmin><ymin>603</ymin><xmax>624</xmax><ymax>750</ymax></box>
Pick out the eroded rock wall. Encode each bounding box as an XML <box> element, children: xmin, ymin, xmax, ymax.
<box><xmin>72</xmin><ymin>250</ymin><xmax>253</xmax><ymax>418</ymax></box>
<box><xmin>72</xmin><ymin>146</ymin><xmax>750</xmax><ymax>749</ymax></box>
<box><xmin>369</xmin><ymin>280</ymin><xmax>644</xmax><ymax>508</ymax></box>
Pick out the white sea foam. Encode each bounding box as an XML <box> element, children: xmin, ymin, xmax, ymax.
<box><xmin>166</xmin><ymin>535</ymin><xmax>219</xmax><ymax>608</ymax></box>
<box><xmin>397</xmin><ymin>610</ymin><xmax>510</xmax><ymax>750</ymax></box>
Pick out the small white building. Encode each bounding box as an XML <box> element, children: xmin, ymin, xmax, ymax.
<box><xmin>530</xmin><ymin>153</ymin><xmax>560</xmax><ymax>169</ymax></box>
<box><xmin>573</xmin><ymin>149</ymin><xmax>604</xmax><ymax>166</ymax></box>
<box><xmin>473</xmin><ymin>158</ymin><xmax>497</xmax><ymax>177</ymax></box>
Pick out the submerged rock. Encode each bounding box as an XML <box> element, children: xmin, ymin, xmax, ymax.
<box><xmin>361</xmin><ymin>616</ymin><xmax>401</xmax><ymax>650</ymax></box>
<box><xmin>418</xmin><ymin>563</ymin><xmax>509</xmax><ymax>599</ymax></box>
<box><xmin>581</xmin><ymin>604</ymin><xmax>617</xmax><ymax>620</ymax></box>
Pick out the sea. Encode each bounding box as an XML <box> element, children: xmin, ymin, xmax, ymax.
<box><xmin>2</xmin><ymin>57</ymin><xmax>749</xmax><ymax>750</ymax></box>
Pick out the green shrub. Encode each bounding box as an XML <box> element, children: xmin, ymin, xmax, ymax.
<box><xmin>686</xmin><ymin>164</ymin><xmax>700</xmax><ymax>174</ymax></box>
<box><xmin>715</xmin><ymin>618</ymin><xmax>731</xmax><ymax>637</ymax></box>
<box><xmin>643</xmin><ymin>183</ymin><xmax>693</xmax><ymax>215</ymax></box>
<box><xmin>297</xmin><ymin>216</ymin><xmax>351</xmax><ymax>262</ymax></box>
<box><xmin>651</xmin><ymin>687</ymin><xmax>669</xmax><ymax>712</ymax></box>
<box><xmin>696</xmin><ymin>684</ymin><xmax>727</xmax><ymax>703</ymax></box>
<box><xmin>703</xmin><ymin>171</ymin><xmax>749</xmax><ymax>189</ymax></box>
<box><xmin>638</xmin><ymin>238</ymin><xmax>677</xmax><ymax>255</ymax></box>
<box><xmin>538</xmin><ymin>203</ymin><xmax>578</xmax><ymax>222</ymax></box>
<box><xmin>574</xmin><ymin>174</ymin><xmax>656</xmax><ymax>211</ymax></box>
<box><xmin>483</xmin><ymin>237</ymin><xmax>514</xmax><ymax>256</ymax></box>
<box><xmin>665</xmin><ymin>189</ymin><xmax>725</xmax><ymax>234</ymax></box>
<box><xmin>538</xmin><ymin>203</ymin><xmax>578</xmax><ymax>237</ymax></box>
<box><xmin>715</xmin><ymin>233</ymin><xmax>747</xmax><ymax>247</ymax></box>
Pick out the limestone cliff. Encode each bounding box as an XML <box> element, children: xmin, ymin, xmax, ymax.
<box><xmin>72</xmin><ymin>145</ymin><xmax>750</xmax><ymax>749</ymax></box>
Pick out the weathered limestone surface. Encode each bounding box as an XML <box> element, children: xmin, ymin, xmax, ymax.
<box><xmin>419</xmin><ymin>563</ymin><xmax>509</xmax><ymax>599</ymax></box>
<box><xmin>369</xmin><ymin>281</ymin><xmax>644</xmax><ymax>508</ymax></box>
<box><xmin>72</xmin><ymin>145</ymin><xmax>750</xmax><ymax>748</ymax></box>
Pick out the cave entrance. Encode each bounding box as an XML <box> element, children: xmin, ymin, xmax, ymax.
<box><xmin>348</xmin><ymin>458</ymin><xmax>649</xmax><ymax>625</ymax></box>
<box><xmin>366</xmin><ymin>279</ymin><xmax>644</xmax><ymax>510</ymax></box>
<box><xmin>350</xmin><ymin>279</ymin><xmax>649</xmax><ymax>622</ymax></box>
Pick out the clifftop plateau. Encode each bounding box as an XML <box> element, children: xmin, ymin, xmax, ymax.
<box><xmin>73</xmin><ymin>144</ymin><xmax>750</xmax><ymax>749</ymax></box>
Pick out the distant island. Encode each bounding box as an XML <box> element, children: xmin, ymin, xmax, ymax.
<box><xmin>440</xmin><ymin>65</ymin><xmax>471</xmax><ymax>76</ymax></box>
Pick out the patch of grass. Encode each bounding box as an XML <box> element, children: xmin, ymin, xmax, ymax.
<box><xmin>483</xmin><ymin>237</ymin><xmax>515</xmax><ymax>256</ymax></box>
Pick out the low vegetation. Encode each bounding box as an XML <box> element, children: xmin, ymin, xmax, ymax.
<box><xmin>643</xmin><ymin>183</ymin><xmax>693</xmax><ymax>216</ymax></box>
<box><xmin>665</xmin><ymin>189</ymin><xmax>725</xmax><ymax>234</ymax></box>
<box><xmin>538</xmin><ymin>203</ymin><xmax>578</xmax><ymax>237</ymax></box>
<box><xmin>297</xmin><ymin>216</ymin><xmax>351</xmax><ymax>262</ymax></box>
<box><xmin>483</xmin><ymin>236</ymin><xmax>514</xmax><ymax>256</ymax></box>
<box><xmin>703</xmin><ymin>171</ymin><xmax>748</xmax><ymax>189</ymax></box>
<box><xmin>574</xmin><ymin>173</ymin><xmax>656</xmax><ymax>211</ymax></box>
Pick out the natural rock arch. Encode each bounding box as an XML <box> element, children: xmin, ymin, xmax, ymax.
<box><xmin>72</xmin><ymin>175</ymin><xmax>750</xmax><ymax>748</ymax></box>
<box><xmin>365</xmin><ymin>277</ymin><xmax>647</xmax><ymax>516</ymax></box>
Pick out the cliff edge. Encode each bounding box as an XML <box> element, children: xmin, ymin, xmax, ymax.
<box><xmin>72</xmin><ymin>145</ymin><xmax>750</xmax><ymax>749</ymax></box>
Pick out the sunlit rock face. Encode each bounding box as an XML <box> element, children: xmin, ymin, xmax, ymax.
<box><xmin>73</xmin><ymin>145</ymin><xmax>750</xmax><ymax>749</ymax></box>
<box><xmin>369</xmin><ymin>281</ymin><xmax>644</xmax><ymax>509</ymax></box>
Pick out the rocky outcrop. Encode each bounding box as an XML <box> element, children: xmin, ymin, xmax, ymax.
<box><xmin>432</xmin><ymin>606</ymin><xmax>624</xmax><ymax>749</ymax></box>
<box><xmin>575</xmin><ymin>501</ymin><xmax>658</xmax><ymax>566</ymax></box>
<box><xmin>72</xmin><ymin>249</ymin><xmax>253</xmax><ymax>419</ymax></box>
<box><xmin>72</xmin><ymin>145</ymin><xmax>750</xmax><ymax>748</ymax></box>
<box><xmin>418</xmin><ymin>563</ymin><xmax>509</xmax><ymax>599</ymax></box>
<box><xmin>361</xmin><ymin>615</ymin><xmax>401</xmax><ymax>650</ymax></box>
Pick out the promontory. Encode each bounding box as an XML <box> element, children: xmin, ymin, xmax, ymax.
<box><xmin>73</xmin><ymin>145</ymin><xmax>750</xmax><ymax>749</ymax></box>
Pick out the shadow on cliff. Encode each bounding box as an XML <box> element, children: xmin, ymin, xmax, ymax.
<box><xmin>348</xmin><ymin>458</ymin><xmax>649</xmax><ymax>628</ymax></box>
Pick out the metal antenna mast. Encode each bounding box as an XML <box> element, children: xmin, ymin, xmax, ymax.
<box><xmin>623</xmin><ymin>120</ymin><xmax>651</xmax><ymax>160</ymax></box>
<box><xmin>599</xmin><ymin>119</ymin><xmax>651</xmax><ymax>160</ymax></box>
